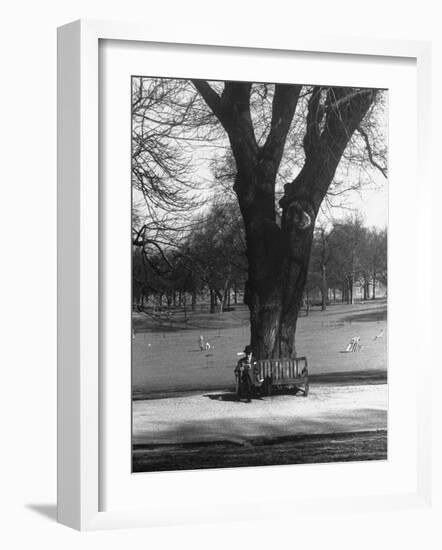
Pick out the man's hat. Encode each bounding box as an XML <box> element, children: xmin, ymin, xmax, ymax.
<box><xmin>243</xmin><ymin>345</ymin><xmax>253</xmax><ymax>355</ymax></box>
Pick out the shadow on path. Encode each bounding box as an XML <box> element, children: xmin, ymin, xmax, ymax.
<box><xmin>204</xmin><ymin>392</ymin><xmax>265</xmax><ymax>402</ymax></box>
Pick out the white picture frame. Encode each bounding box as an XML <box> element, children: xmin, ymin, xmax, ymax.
<box><xmin>57</xmin><ymin>19</ymin><xmax>432</xmax><ymax>531</ymax></box>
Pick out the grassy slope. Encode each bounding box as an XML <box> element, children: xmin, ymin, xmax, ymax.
<box><xmin>132</xmin><ymin>300</ymin><xmax>387</xmax><ymax>396</ymax></box>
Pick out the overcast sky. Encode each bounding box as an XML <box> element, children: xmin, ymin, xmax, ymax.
<box><xmin>346</xmin><ymin>183</ymin><xmax>388</xmax><ymax>228</ymax></box>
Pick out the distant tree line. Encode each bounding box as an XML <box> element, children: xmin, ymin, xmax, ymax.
<box><xmin>133</xmin><ymin>200</ymin><xmax>386</xmax><ymax>317</ymax></box>
<box><xmin>306</xmin><ymin>215</ymin><xmax>387</xmax><ymax>311</ymax></box>
<box><xmin>132</xmin><ymin>199</ymin><xmax>247</xmax><ymax>315</ymax></box>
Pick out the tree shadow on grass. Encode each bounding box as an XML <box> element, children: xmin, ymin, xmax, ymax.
<box><xmin>132</xmin><ymin>412</ymin><xmax>388</xmax><ymax>472</ymax></box>
<box><xmin>340</xmin><ymin>309</ymin><xmax>387</xmax><ymax>323</ymax></box>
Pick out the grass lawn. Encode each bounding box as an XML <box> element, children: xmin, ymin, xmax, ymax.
<box><xmin>132</xmin><ymin>300</ymin><xmax>387</xmax><ymax>397</ymax></box>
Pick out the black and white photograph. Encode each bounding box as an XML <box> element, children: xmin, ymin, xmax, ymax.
<box><xmin>2</xmin><ymin>0</ymin><xmax>440</xmax><ymax>541</ymax></box>
<box><xmin>3</xmin><ymin>0</ymin><xmax>439</xmax><ymax>542</ymax></box>
<box><xmin>131</xmin><ymin>76</ymin><xmax>388</xmax><ymax>473</ymax></box>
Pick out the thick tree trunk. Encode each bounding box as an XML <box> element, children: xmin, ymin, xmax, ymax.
<box><xmin>321</xmin><ymin>264</ymin><xmax>327</xmax><ymax>311</ymax></box>
<box><xmin>183</xmin><ymin>294</ymin><xmax>187</xmax><ymax>320</ymax></box>
<box><xmin>218</xmin><ymin>274</ymin><xmax>231</xmax><ymax>313</ymax></box>
<box><xmin>239</xmin><ymin>169</ymin><xmax>316</xmax><ymax>359</ymax></box>
<box><xmin>246</xmin><ymin>266</ymin><xmax>310</xmax><ymax>359</ymax></box>
<box><xmin>209</xmin><ymin>288</ymin><xmax>216</xmax><ymax>314</ymax></box>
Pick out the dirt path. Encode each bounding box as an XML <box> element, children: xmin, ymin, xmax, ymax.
<box><xmin>133</xmin><ymin>383</ymin><xmax>387</xmax><ymax>446</ymax></box>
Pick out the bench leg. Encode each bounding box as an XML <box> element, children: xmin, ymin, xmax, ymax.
<box><xmin>264</xmin><ymin>377</ymin><xmax>272</xmax><ymax>396</ymax></box>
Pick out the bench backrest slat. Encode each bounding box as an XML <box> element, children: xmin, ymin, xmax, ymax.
<box><xmin>255</xmin><ymin>357</ymin><xmax>307</xmax><ymax>380</ymax></box>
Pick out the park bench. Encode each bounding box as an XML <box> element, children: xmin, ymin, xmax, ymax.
<box><xmin>236</xmin><ymin>357</ymin><xmax>309</xmax><ymax>398</ymax></box>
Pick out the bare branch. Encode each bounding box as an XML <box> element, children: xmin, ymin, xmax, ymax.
<box><xmin>261</xmin><ymin>84</ymin><xmax>302</xmax><ymax>171</ymax></box>
<box><xmin>357</xmin><ymin>125</ymin><xmax>388</xmax><ymax>178</ymax></box>
<box><xmin>191</xmin><ymin>80</ymin><xmax>223</xmax><ymax>120</ymax></box>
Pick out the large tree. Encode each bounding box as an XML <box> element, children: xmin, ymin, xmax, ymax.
<box><xmin>192</xmin><ymin>81</ymin><xmax>378</xmax><ymax>358</ymax></box>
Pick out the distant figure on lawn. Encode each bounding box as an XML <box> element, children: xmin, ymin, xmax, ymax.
<box><xmin>374</xmin><ymin>328</ymin><xmax>385</xmax><ymax>340</ymax></box>
<box><xmin>205</xmin><ymin>342</ymin><xmax>211</xmax><ymax>351</ymax></box>
<box><xmin>198</xmin><ymin>335</ymin><xmax>204</xmax><ymax>351</ymax></box>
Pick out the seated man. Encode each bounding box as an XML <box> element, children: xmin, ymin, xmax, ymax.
<box><xmin>235</xmin><ymin>345</ymin><xmax>263</xmax><ymax>402</ymax></box>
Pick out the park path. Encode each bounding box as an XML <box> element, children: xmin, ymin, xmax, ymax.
<box><xmin>133</xmin><ymin>383</ymin><xmax>387</xmax><ymax>446</ymax></box>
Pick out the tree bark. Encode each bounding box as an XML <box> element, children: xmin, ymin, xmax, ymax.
<box><xmin>238</xmin><ymin>161</ymin><xmax>317</xmax><ymax>359</ymax></box>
